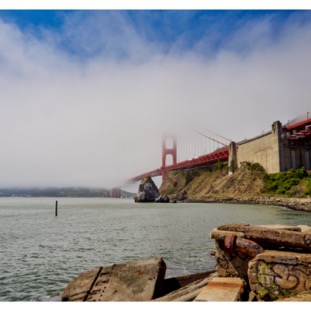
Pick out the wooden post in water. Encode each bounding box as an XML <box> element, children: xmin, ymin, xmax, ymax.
<box><xmin>55</xmin><ymin>200</ymin><xmax>58</xmax><ymax>216</ymax></box>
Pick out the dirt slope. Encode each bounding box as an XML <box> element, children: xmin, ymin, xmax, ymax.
<box><xmin>159</xmin><ymin>163</ymin><xmax>266</xmax><ymax>201</ymax></box>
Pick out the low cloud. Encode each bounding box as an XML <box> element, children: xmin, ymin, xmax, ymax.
<box><xmin>0</xmin><ymin>11</ymin><xmax>310</xmax><ymax>188</ymax></box>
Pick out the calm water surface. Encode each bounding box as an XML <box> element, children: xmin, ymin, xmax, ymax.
<box><xmin>1</xmin><ymin>197</ymin><xmax>311</xmax><ymax>301</ymax></box>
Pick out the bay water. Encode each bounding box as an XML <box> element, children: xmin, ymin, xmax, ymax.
<box><xmin>1</xmin><ymin>197</ymin><xmax>311</xmax><ymax>301</ymax></box>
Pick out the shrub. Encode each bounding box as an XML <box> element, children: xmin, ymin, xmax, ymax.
<box><xmin>185</xmin><ymin>170</ymin><xmax>194</xmax><ymax>185</ymax></box>
<box><xmin>166</xmin><ymin>188</ymin><xmax>174</xmax><ymax>195</ymax></box>
<box><xmin>264</xmin><ymin>167</ymin><xmax>311</xmax><ymax>196</ymax></box>
<box><xmin>249</xmin><ymin>162</ymin><xmax>266</xmax><ymax>172</ymax></box>
<box><xmin>213</xmin><ymin>160</ymin><xmax>225</xmax><ymax>171</ymax></box>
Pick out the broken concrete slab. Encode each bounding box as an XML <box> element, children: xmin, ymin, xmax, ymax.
<box><xmin>209</xmin><ymin>228</ymin><xmax>245</xmax><ymax>240</ymax></box>
<box><xmin>276</xmin><ymin>292</ymin><xmax>311</xmax><ymax>301</ymax></box>
<box><xmin>298</xmin><ymin>225</ymin><xmax>311</xmax><ymax>233</ymax></box>
<box><xmin>218</xmin><ymin>223</ymin><xmax>301</xmax><ymax>232</ymax></box>
<box><xmin>217</xmin><ymin>223</ymin><xmax>311</xmax><ymax>251</ymax></box>
<box><xmin>154</xmin><ymin>272</ymin><xmax>216</xmax><ymax>302</ymax></box>
<box><xmin>61</xmin><ymin>267</ymin><xmax>101</xmax><ymax>301</ymax></box>
<box><xmin>194</xmin><ymin>277</ymin><xmax>245</xmax><ymax>301</ymax></box>
<box><xmin>248</xmin><ymin>250</ymin><xmax>311</xmax><ymax>301</ymax></box>
<box><xmin>62</xmin><ymin>256</ymin><xmax>167</xmax><ymax>301</ymax></box>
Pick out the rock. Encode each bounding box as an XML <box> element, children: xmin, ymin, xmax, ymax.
<box><xmin>62</xmin><ymin>257</ymin><xmax>167</xmax><ymax>301</ymax></box>
<box><xmin>176</xmin><ymin>190</ymin><xmax>187</xmax><ymax>201</ymax></box>
<box><xmin>134</xmin><ymin>176</ymin><xmax>160</xmax><ymax>202</ymax></box>
<box><xmin>155</xmin><ymin>194</ymin><xmax>170</xmax><ymax>203</ymax></box>
<box><xmin>248</xmin><ymin>250</ymin><xmax>311</xmax><ymax>301</ymax></box>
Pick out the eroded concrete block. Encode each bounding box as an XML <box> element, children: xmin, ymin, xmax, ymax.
<box><xmin>217</xmin><ymin>224</ymin><xmax>311</xmax><ymax>251</ymax></box>
<box><xmin>61</xmin><ymin>267</ymin><xmax>101</xmax><ymax>301</ymax></box>
<box><xmin>62</xmin><ymin>256</ymin><xmax>167</xmax><ymax>301</ymax></box>
<box><xmin>248</xmin><ymin>250</ymin><xmax>311</xmax><ymax>301</ymax></box>
<box><xmin>215</xmin><ymin>240</ymin><xmax>241</xmax><ymax>278</ymax></box>
<box><xmin>194</xmin><ymin>277</ymin><xmax>245</xmax><ymax>301</ymax></box>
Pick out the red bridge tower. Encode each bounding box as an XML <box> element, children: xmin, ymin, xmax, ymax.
<box><xmin>162</xmin><ymin>135</ymin><xmax>177</xmax><ymax>180</ymax></box>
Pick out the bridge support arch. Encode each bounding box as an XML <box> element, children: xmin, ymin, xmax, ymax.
<box><xmin>161</xmin><ymin>135</ymin><xmax>177</xmax><ymax>180</ymax></box>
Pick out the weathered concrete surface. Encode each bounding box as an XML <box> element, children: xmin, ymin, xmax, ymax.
<box><xmin>236</xmin><ymin>121</ymin><xmax>282</xmax><ymax>174</ymax></box>
<box><xmin>62</xmin><ymin>267</ymin><xmax>101</xmax><ymax>301</ymax></box>
<box><xmin>209</xmin><ymin>228</ymin><xmax>245</xmax><ymax>240</ymax></box>
<box><xmin>194</xmin><ymin>277</ymin><xmax>245</xmax><ymax>301</ymax></box>
<box><xmin>154</xmin><ymin>272</ymin><xmax>216</xmax><ymax>302</ymax></box>
<box><xmin>212</xmin><ymin>231</ymin><xmax>263</xmax><ymax>282</ymax></box>
<box><xmin>217</xmin><ymin>223</ymin><xmax>311</xmax><ymax>251</ymax></box>
<box><xmin>134</xmin><ymin>176</ymin><xmax>160</xmax><ymax>202</ymax></box>
<box><xmin>62</xmin><ymin>257</ymin><xmax>166</xmax><ymax>301</ymax></box>
<box><xmin>256</xmin><ymin>224</ymin><xmax>302</xmax><ymax>231</ymax></box>
<box><xmin>214</xmin><ymin>240</ymin><xmax>241</xmax><ymax>278</ymax></box>
<box><xmin>298</xmin><ymin>225</ymin><xmax>311</xmax><ymax>233</ymax></box>
<box><xmin>276</xmin><ymin>292</ymin><xmax>311</xmax><ymax>301</ymax></box>
<box><xmin>248</xmin><ymin>250</ymin><xmax>311</xmax><ymax>301</ymax></box>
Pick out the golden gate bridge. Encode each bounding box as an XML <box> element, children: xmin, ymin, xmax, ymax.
<box><xmin>125</xmin><ymin>114</ymin><xmax>311</xmax><ymax>186</ymax></box>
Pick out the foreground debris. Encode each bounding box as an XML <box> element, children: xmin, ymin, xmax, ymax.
<box><xmin>211</xmin><ymin>223</ymin><xmax>311</xmax><ymax>301</ymax></box>
<box><xmin>62</xmin><ymin>257</ymin><xmax>166</xmax><ymax>301</ymax></box>
<box><xmin>62</xmin><ymin>223</ymin><xmax>311</xmax><ymax>302</ymax></box>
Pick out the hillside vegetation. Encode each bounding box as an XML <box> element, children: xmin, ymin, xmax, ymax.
<box><xmin>159</xmin><ymin>161</ymin><xmax>311</xmax><ymax>201</ymax></box>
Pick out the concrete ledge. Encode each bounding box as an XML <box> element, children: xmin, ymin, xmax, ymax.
<box><xmin>194</xmin><ymin>277</ymin><xmax>244</xmax><ymax>301</ymax></box>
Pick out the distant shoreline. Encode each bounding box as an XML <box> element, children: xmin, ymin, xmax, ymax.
<box><xmin>186</xmin><ymin>196</ymin><xmax>311</xmax><ymax>212</ymax></box>
<box><xmin>0</xmin><ymin>187</ymin><xmax>134</xmax><ymax>198</ymax></box>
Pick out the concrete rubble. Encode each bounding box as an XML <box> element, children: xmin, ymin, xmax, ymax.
<box><xmin>210</xmin><ymin>223</ymin><xmax>311</xmax><ymax>301</ymax></box>
<box><xmin>61</xmin><ymin>223</ymin><xmax>311</xmax><ymax>302</ymax></box>
<box><xmin>62</xmin><ymin>256</ymin><xmax>166</xmax><ymax>301</ymax></box>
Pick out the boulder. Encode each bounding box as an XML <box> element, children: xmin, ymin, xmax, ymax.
<box><xmin>134</xmin><ymin>176</ymin><xmax>160</xmax><ymax>202</ymax></box>
<box><xmin>62</xmin><ymin>257</ymin><xmax>167</xmax><ymax>301</ymax></box>
<box><xmin>155</xmin><ymin>194</ymin><xmax>170</xmax><ymax>203</ymax></box>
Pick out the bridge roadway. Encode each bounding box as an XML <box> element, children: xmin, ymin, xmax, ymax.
<box><xmin>126</xmin><ymin>117</ymin><xmax>311</xmax><ymax>184</ymax></box>
<box><xmin>126</xmin><ymin>147</ymin><xmax>229</xmax><ymax>184</ymax></box>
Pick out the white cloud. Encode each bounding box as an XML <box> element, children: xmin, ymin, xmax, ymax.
<box><xmin>0</xmin><ymin>11</ymin><xmax>311</xmax><ymax>188</ymax></box>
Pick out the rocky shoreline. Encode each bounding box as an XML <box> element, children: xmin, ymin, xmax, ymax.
<box><xmin>134</xmin><ymin>175</ymin><xmax>311</xmax><ymax>212</ymax></box>
<box><xmin>186</xmin><ymin>196</ymin><xmax>311</xmax><ymax>212</ymax></box>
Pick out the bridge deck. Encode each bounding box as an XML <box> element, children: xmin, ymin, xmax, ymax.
<box><xmin>127</xmin><ymin>147</ymin><xmax>229</xmax><ymax>184</ymax></box>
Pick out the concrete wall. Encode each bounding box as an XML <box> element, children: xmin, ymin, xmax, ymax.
<box><xmin>236</xmin><ymin>121</ymin><xmax>282</xmax><ymax>173</ymax></box>
<box><xmin>235</xmin><ymin>120</ymin><xmax>311</xmax><ymax>173</ymax></box>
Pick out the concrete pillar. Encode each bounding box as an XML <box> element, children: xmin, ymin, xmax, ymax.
<box><xmin>228</xmin><ymin>141</ymin><xmax>237</xmax><ymax>175</ymax></box>
<box><xmin>272</xmin><ymin>121</ymin><xmax>283</xmax><ymax>172</ymax></box>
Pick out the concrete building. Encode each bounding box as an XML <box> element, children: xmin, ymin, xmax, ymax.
<box><xmin>231</xmin><ymin>117</ymin><xmax>311</xmax><ymax>173</ymax></box>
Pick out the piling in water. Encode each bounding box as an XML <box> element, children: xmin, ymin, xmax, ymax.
<box><xmin>55</xmin><ymin>200</ymin><xmax>58</xmax><ymax>216</ymax></box>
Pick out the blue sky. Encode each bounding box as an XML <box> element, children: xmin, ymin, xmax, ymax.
<box><xmin>0</xmin><ymin>9</ymin><xmax>311</xmax><ymax>188</ymax></box>
<box><xmin>0</xmin><ymin>10</ymin><xmax>306</xmax><ymax>60</ymax></box>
